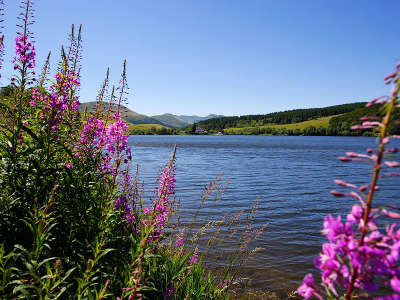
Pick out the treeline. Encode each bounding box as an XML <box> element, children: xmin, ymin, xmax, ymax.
<box><xmin>222</xmin><ymin>104</ymin><xmax>400</xmax><ymax>136</ymax></box>
<box><xmin>329</xmin><ymin>105</ymin><xmax>400</xmax><ymax>136</ymax></box>
<box><xmin>129</xmin><ymin>126</ymin><xmax>177</xmax><ymax>135</ymax></box>
<box><xmin>193</xmin><ymin>102</ymin><xmax>367</xmax><ymax>131</ymax></box>
<box><xmin>224</xmin><ymin>125</ymin><xmax>375</xmax><ymax>136</ymax></box>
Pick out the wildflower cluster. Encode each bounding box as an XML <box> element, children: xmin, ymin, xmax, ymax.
<box><xmin>141</xmin><ymin>156</ymin><xmax>176</xmax><ymax>240</ymax></box>
<box><xmin>13</xmin><ymin>35</ymin><xmax>35</xmax><ymax>70</ymax></box>
<box><xmin>114</xmin><ymin>170</ymin><xmax>136</xmax><ymax>225</ymax></box>
<box><xmin>298</xmin><ymin>62</ymin><xmax>400</xmax><ymax>299</ymax></box>
<box><xmin>0</xmin><ymin>2</ymin><xmax>228</xmax><ymax>299</ymax></box>
<box><xmin>12</xmin><ymin>0</ymin><xmax>35</xmax><ymax>83</ymax></box>
<box><xmin>30</xmin><ymin>72</ymin><xmax>80</xmax><ymax>132</ymax></box>
<box><xmin>75</xmin><ymin>112</ymin><xmax>132</xmax><ymax>181</ymax></box>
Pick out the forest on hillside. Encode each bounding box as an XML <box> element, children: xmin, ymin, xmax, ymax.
<box><xmin>193</xmin><ymin>102</ymin><xmax>367</xmax><ymax>131</ymax></box>
<box><xmin>186</xmin><ymin>102</ymin><xmax>400</xmax><ymax>136</ymax></box>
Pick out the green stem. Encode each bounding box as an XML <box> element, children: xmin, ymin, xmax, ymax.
<box><xmin>345</xmin><ymin>77</ymin><xmax>399</xmax><ymax>299</ymax></box>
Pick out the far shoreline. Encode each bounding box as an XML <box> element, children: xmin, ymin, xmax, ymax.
<box><xmin>128</xmin><ymin>133</ymin><xmax>377</xmax><ymax>138</ymax></box>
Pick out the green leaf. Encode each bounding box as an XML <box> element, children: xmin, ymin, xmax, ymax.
<box><xmin>37</xmin><ymin>257</ymin><xmax>57</xmax><ymax>269</ymax></box>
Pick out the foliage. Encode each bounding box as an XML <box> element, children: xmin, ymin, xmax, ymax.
<box><xmin>128</xmin><ymin>123</ymin><xmax>176</xmax><ymax>135</ymax></box>
<box><xmin>329</xmin><ymin>105</ymin><xmax>400</xmax><ymax>136</ymax></box>
<box><xmin>297</xmin><ymin>62</ymin><xmax>400</xmax><ymax>299</ymax></box>
<box><xmin>0</xmin><ymin>2</ymin><xmax>261</xmax><ymax>299</ymax></box>
<box><xmin>190</xmin><ymin>103</ymin><xmax>366</xmax><ymax>132</ymax></box>
<box><xmin>223</xmin><ymin>116</ymin><xmax>336</xmax><ymax>136</ymax></box>
<box><xmin>219</xmin><ymin>107</ymin><xmax>400</xmax><ymax>137</ymax></box>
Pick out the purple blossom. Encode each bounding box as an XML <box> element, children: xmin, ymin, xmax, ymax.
<box><xmin>175</xmin><ymin>237</ymin><xmax>183</xmax><ymax>247</ymax></box>
<box><xmin>12</xmin><ymin>35</ymin><xmax>36</xmax><ymax>80</ymax></box>
<box><xmin>138</xmin><ymin>161</ymin><xmax>176</xmax><ymax>242</ymax></box>
<box><xmin>188</xmin><ymin>247</ymin><xmax>199</xmax><ymax>265</ymax></box>
<box><xmin>303</xmin><ymin>206</ymin><xmax>400</xmax><ymax>297</ymax></box>
<box><xmin>113</xmin><ymin>169</ymin><xmax>137</xmax><ymax>228</ymax></box>
<box><xmin>385</xmin><ymin>161</ymin><xmax>400</xmax><ymax>168</ymax></box>
<box><xmin>163</xmin><ymin>282</ymin><xmax>174</xmax><ymax>299</ymax></box>
<box><xmin>391</xmin><ymin>277</ymin><xmax>400</xmax><ymax>294</ymax></box>
<box><xmin>298</xmin><ymin>274</ymin><xmax>323</xmax><ymax>300</ymax></box>
<box><xmin>76</xmin><ymin>113</ymin><xmax>131</xmax><ymax>177</ymax></box>
<box><xmin>299</xmin><ymin>63</ymin><xmax>400</xmax><ymax>298</ymax></box>
<box><xmin>31</xmin><ymin>72</ymin><xmax>80</xmax><ymax>133</ymax></box>
<box><xmin>158</xmin><ymin>166</ymin><xmax>176</xmax><ymax>197</ymax></box>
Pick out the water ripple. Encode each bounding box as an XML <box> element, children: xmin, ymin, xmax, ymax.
<box><xmin>129</xmin><ymin>135</ymin><xmax>400</xmax><ymax>294</ymax></box>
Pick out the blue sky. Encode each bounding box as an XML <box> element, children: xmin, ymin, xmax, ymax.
<box><xmin>1</xmin><ymin>0</ymin><xmax>400</xmax><ymax>116</ymax></box>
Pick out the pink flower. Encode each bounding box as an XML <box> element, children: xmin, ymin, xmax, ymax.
<box><xmin>175</xmin><ymin>237</ymin><xmax>183</xmax><ymax>247</ymax></box>
<box><xmin>385</xmin><ymin>161</ymin><xmax>400</xmax><ymax>168</ymax></box>
<box><xmin>13</xmin><ymin>35</ymin><xmax>36</xmax><ymax>77</ymax></box>
<box><xmin>188</xmin><ymin>247</ymin><xmax>199</xmax><ymax>265</ymax></box>
<box><xmin>298</xmin><ymin>274</ymin><xmax>322</xmax><ymax>300</ymax></box>
<box><xmin>391</xmin><ymin>277</ymin><xmax>400</xmax><ymax>294</ymax></box>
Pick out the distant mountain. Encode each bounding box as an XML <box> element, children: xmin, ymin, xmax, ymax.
<box><xmin>151</xmin><ymin>113</ymin><xmax>226</xmax><ymax>128</ymax></box>
<box><xmin>79</xmin><ymin>101</ymin><xmax>224</xmax><ymax>128</ymax></box>
<box><xmin>178</xmin><ymin>114</ymin><xmax>225</xmax><ymax>124</ymax></box>
<box><xmin>79</xmin><ymin>102</ymin><xmax>167</xmax><ymax>126</ymax></box>
<box><xmin>151</xmin><ymin>114</ymin><xmax>189</xmax><ymax>128</ymax></box>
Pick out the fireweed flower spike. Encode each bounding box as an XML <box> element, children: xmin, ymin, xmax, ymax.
<box><xmin>30</xmin><ymin>72</ymin><xmax>80</xmax><ymax>133</ymax></box>
<box><xmin>0</xmin><ymin>1</ymin><xmax>4</xmax><ymax>78</ymax></box>
<box><xmin>188</xmin><ymin>247</ymin><xmax>199</xmax><ymax>265</ymax></box>
<box><xmin>140</xmin><ymin>145</ymin><xmax>177</xmax><ymax>241</ymax></box>
<box><xmin>0</xmin><ymin>2</ymin><xmax>235</xmax><ymax>298</ymax></box>
<box><xmin>13</xmin><ymin>0</ymin><xmax>36</xmax><ymax>86</ymax></box>
<box><xmin>75</xmin><ymin>63</ymin><xmax>131</xmax><ymax>184</ymax></box>
<box><xmin>0</xmin><ymin>35</ymin><xmax>4</xmax><ymax>78</ymax></box>
<box><xmin>298</xmin><ymin>274</ymin><xmax>324</xmax><ymax>300</ymax></box>
<box><xmin>298</xmin><ymin>61</ymin><xmax>400</xmax><ymax>299</ymax></box>
<box><xmin>38</xmin><ymin>51</ymin><xmax>51</xmax><ymax>87</ymax></box>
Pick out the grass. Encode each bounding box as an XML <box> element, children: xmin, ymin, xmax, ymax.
<box><xmin>128</xmin><ymin>123</ymin><xmax>169</xmax><ymax>131</ymax></box>
<box><xmin>266</xmin><ymin>115</ymin><xmax>339</xmax><ymax>130</ymax></box>
<box><xmin>224</xmin><ymin>115</ymin><xmax>341</xmax><ymax>134</ymax></box>
<box><xmin>128</xmin><ymin>123</ymin><xmax>173</xmax><ymax>134</ymax></box>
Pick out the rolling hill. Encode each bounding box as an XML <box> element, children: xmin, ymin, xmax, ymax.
<box><xmin>223</xmin><ymin>115</ymin><xmax>339</xmax><ymax>135</ymax></box>
<box><xmin>178</xmin><ymin>114</ymin><xmax>225</xmax><ymax>124</ymax></box>
<box><xmin>208</xmin><ymin>103</ymin><xmax>400</xmax><ymax>136</ymax></box>
<box><xmin>127</xmin><ymin>123</ymin><xmax>175</xmax><ymax>135</ymax></box>
<box><xmin>151</xmin><ymin>113</ymin><xmax>226</xmax><ymax>128</ymax></box>
<box><xmin>79</xmin><ymin>102</ymin><xmax>167</xmax><ymax>126</ymax></box>
<box><xmin>190</xmin><ymin>102</ymin><xmax>367</xmax><ymax>132</ymax></box>
<box><xmin>79</xmin><ymin>101</ymin><xmax>224</xmax><ymax>128</ymax></box>
<box><xmin>151</xmin><ymin>114</ymin><xmax>189</xmax><ymax>128</ymax></box>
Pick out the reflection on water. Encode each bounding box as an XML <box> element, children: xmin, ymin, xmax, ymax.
<box><xmin>129</xmin><ymin>135</ymin><xmax>400</xmax><ymax>296</ymax></box>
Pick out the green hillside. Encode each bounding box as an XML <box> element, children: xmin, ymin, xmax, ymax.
<box><xmin>191</xmin><ymin>102</ymin><xmax>367</xmax><ymax>132</ymax></box>
<box><xmin>151</xmin><ymin>114</ymin><xmax>225</xmax><ymax>127</ymax></box>
<box><xmin>224</xmin><ymin>115</ymin><xmax>338</xmax><ymax>135</ymax></box>
<box><xmin>79</xmin><ymin>101</ymin><xmax>400</xmax><ymax>136</ymax></box>
<box><xmin>329</xmin><ymin>104</ymin><xmax>400</xmax><ymax>136</ymax></box>
<box><xmin>79</xmin><ymin>101</ymin><xmax>168</xmax><ymax>126</ymax></box>
<box><xmin>268</xmin><ymin>115</ymin><xmax>336</xmax><ymax>129</ymax></box>
<box><xmin>128</xmin><ymin>123</ymin><xmax>175</xmax><ymax>135</ymax></box>
<box><xmin>222</xmin><ymin>104</ymin><xmax>400</xmax><ymax>136</ymax></box>
<box><xmin>79</xmin><ymin>102</ymin><xmax>224</xmax><ymax>128</ymax></box>
<box><xmin>178</xmin><ymin>114</ymin><xmax>225</xmax><ymax>124</ymax></box>
<box><xmin>151</xmin><ymin>113</ymin><xmax>189</xmax><ymax>128</ymax></box>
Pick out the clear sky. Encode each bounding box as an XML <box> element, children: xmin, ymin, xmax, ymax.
<box><xmin>1</xmin><ymin>0</ymin><xmax>400</xmax><ymax>116</ymax></box>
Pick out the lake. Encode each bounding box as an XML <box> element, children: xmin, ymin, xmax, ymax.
<box><xmin>128</xmin><ymin>135</ymin><xmax>399</xmax><ymax>297</ymax></box>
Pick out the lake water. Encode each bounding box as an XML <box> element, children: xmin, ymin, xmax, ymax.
<box><xmin>128</xmin><ymin>135</ymin><xmax>400</xmax><ymax>297</ymax></box>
